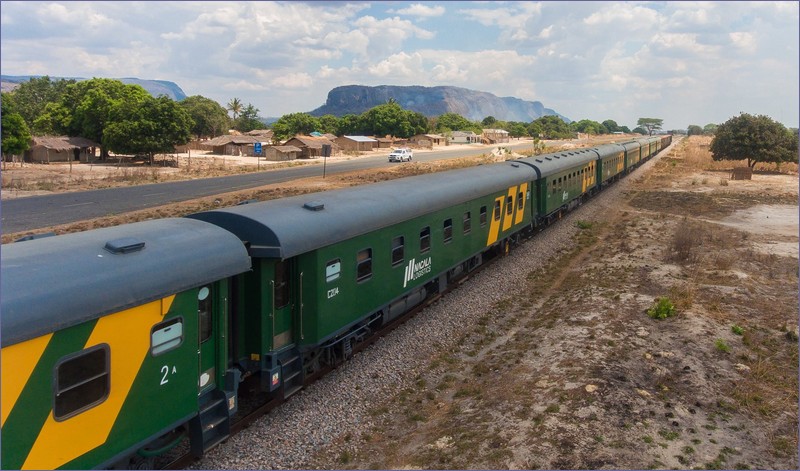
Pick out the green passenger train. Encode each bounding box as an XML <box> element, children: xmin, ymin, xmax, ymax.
<box><xmin>1</xmin><ymin>135</ymin><xmax>671</xmax><ymax>469</ymax></box>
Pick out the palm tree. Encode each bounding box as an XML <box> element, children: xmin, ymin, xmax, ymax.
<box><xmin>227</xmin><ymin>98</ymin><xmax>243</xmax><ymax>121</ymax></box>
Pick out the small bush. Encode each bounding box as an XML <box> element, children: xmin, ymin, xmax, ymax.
<box><xmin>715</xmin><ymin>339</ymin><xmax>731</xmax><ymax>353</ymax></box>
<box><xmin>576</xmin><ymin>220</ymin><xmax>593</xmax><ymax>230</ymax></box>
<box><xmin>731</xmin><ymin>325</ymin><xmax>744</xmax><ymax>336</ymax></box>
<box><xmin>647</xmin><ymin>297</ymin><xmax>676</xmax><ymax>319</ymax></box>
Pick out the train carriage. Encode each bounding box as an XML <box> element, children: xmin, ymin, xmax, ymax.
<box><xmin>0</xmin><ymin>219</ymin><xmax>251</xmax><ymax>469</ymax></box>
<box><xmin>517</xmin><ymin>149</ymin><xmax>598</xmax><ymax>224</ymax></box>
<box><xmin>187</xmin><ymin>162</ymin><xmax>536</xmax><ymax>398</ymax></box>
<box><xmin>594</xmin><ymin>144</ymin><xmax>626</xmax><ymax>186</ymax></box>
<box><xmin>618</xmin><ymin>140</ymin><xmax>642</xmax><ymax>172</ymax></box>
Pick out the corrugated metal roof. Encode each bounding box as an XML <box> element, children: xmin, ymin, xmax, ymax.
<box><xmin>342</xmin><ymin>135</ymin><xmax>378</xmax><ymax>142</ymax></box>
<box><xmin>1</xmin><ymin>218</ymin><xmax>251</xmax><ymax>346</ymax></box>
<box><xmin>188</xmin><ymin>161</ymin><xmax>537</xmax><ymax>259</ymax></box>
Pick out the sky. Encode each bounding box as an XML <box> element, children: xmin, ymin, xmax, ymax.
<box><xmin>1</xmin><ymin>1</ymin><xmax>798</xmax><ymax>131</ymax></box>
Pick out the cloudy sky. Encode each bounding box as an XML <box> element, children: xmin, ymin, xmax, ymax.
<box><xmin>2</xmin><ymin>1</ymin><xmax>798</xmax><ymax>131</ymax></box>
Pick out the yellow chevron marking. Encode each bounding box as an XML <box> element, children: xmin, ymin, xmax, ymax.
<box><xmin>514</xmin><ymin>183</ymin><xmax>528</xmax><ymax>224</ymax></box>
<box><xmin>501</xmin><ymin>186</ymin><xmax>517</xmax><ymax>231</ymax></box>
<box><xmin>486</xmin><ymin>195</ymin><xmax>505</xmax><ymax>246</ymax></box>
<box><xmin>1</xmin><ymin>334</ymin><xmax>53</xmax><ymax>428</ymax></box>
<box><xmin>23</xmin><ymin>295</ymin><xmax>176</xmax><ymax>470</ymax></box>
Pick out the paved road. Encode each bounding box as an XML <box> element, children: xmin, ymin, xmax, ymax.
<box><xmin>2</xmin><ymin>141</ymin><xmax>537</xmax><ymax>233</ymax></box>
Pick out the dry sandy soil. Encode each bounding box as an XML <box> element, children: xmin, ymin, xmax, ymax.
<box><xmin>2</xmin><ymin>136</ymin><xmax>797</xmax><ymax>469</ymax></box>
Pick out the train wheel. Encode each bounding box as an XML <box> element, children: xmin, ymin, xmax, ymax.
<box><xmin>504</xmin><ymin>239</ymin><xmax>510</xmax><ymax>256</ymax></box>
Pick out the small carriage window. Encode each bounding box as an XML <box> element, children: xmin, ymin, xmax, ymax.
<box><xmin>357</xmin><ymin>248</ymin><xmax>372</xmax><ymax>282</ymax></box>
<box><xmin>480</xmin><ymin>206</ymin><xmax>487</xmax><ymax>226</ymax></box>
<box><xmin>506</xmin><ymin>195</ymin><xmax>513</xmax><ymax>215</ymax></box>
<box><xmin>517</xmin><ymin>191</ymin><xmax>524</xmax><ymax>210</ymax></box>
<box><xmin>493</xmin><ymin>201</ymin><xmax>501</xmax><ymax>221</ymax></box>
<box><xmin>151</xmin><ymin>317</ymin><xmax>183</xmax><ymax>355</ymax></box>
<box><xmin>53</xmin><ymin>344</ymin><xmax>110</xmax><ymax>421</ymax></box>
<box><xmin>326</xmin><ymin>259</ymin><xmax>341</xmax><ymax>282</ymax></box>
<box><xmin>443</xmin><ymin>219</ymin><xmax>453</xmax><ymax>243</ymax></box>
<box><xmin>463</xmin><ymin>211</ymin><xmax>471</xmax><ymax>234</ymax></box>
<box><xmin>198</xmin><ymin>286</ymin><xmax>212</xmax><ymax>342</ymax></box>
<box><xmin>392</xmin><ymin>236</ymin><xmax>404</xmax><ymax>266</ymax></box>
<box><xmin>274</xmin><ymin>261</ymin><xmax>290</xmax><ymax>309</ymax></box>
<box><xmin>420</xmin><ymin>227</ymin><xmax>431</xmax><ymax>253</ymax></box>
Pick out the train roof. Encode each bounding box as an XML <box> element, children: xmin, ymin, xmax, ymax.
<box><xmin>515</xmin><ymin>148</ymin><xmax>599</xmax><ymax>178</ymax></box>
<box><xmin>1</xmin><ymin>218</ymin><xmax>251</xmax><ymax>346</ymax></box>
<box><xmin>617</xmin><ymin>140</ymin><xmax>642</xmax><ymax>151</ymax></box>
<box><xmin>188</xmin><ymin>161</ymin><xmax>537</xmax><ymax>259</ymax></box>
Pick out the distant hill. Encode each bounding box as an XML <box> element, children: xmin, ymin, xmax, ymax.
<box><xmin>309</xmin><ymin>85</ymin><xmax>569</xmax><ymax>123</ymax></box>
<box><xmin>0</xmin><ymin>75</ymin><xmax>187</xmax><ymax>101</ymax></box>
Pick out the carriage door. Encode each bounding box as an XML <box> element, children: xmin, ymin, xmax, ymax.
<box><xmin>197</xmin><ymin>283</ymin><xmax>225</xmax><ymax>395</ymax></box>
<box><xmin>271</xmin><ymin>260</ymin><xmax>293</xmax><ymax>350</ymax></box>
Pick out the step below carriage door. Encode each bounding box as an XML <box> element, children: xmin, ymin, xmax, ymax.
<box><xmin>270</xmin><ymin>259</ymin><xmax>294</xmax><ymax>350</ymax></box>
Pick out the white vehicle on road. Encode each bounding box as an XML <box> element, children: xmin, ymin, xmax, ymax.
<box><xmin>388</xmin><ymin>148</ymin><xmax>413</xmax><ymax>162</ymax></box>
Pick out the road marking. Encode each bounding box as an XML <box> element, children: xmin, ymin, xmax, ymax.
<box><xmin>142</xmin><ymin>192</ymin><xmax>166</xmax><ymax>197</ymax></box>
<box><xmin>63</xmin><ymin>202</ymin><xmax>94</xmax><ymax>208</ymax></box>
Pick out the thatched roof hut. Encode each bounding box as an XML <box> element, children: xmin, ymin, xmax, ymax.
<box><xmin>25</xmin><ymin>136</ymin><xmax>99</xmax><ymax>163</ymax></box>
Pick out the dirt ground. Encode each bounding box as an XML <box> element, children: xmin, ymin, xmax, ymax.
<box><xmin>2</xmin><ymin>136</ymin><xmax>797</xmax><ymax>469</ymax></box>
<box><xmin>310</xmin><ymin>136</ymin><xmax>799</xmax><ymax>470</ymax></box>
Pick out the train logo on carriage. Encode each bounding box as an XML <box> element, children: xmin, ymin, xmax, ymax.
<box><xmin>403</xmin><ymin>256</ymin><xmax>432</xmax><ymax>287</ymax></box>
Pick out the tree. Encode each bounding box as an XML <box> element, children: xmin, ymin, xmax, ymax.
<box><xmin>703</xmin><ymin>123</ymin><xmax>718</xmax><ymax>135</ymax></box>
<box><xmin>506</xmin><ymin>121</ymin><xmax>529</xmax><ymax>138</ymax></box>
<box><xmin>482</xmin><ymin>116</ymin><xmax>497</xmax><ymax>127</ymax></box>
<box><xmin>710</xmin><ymin>113</ymin><xmax>798</xmax><ymax>169</ymax></box>
<box><xmin>637</xmin><ymin>118</ymin><xmax>663</xmax><ymax>135</ymax></box>
<box><xmin>435</xmin><ymin>112</ymin><xmax>480</xmax><ymax>135</ymax></box>
<box><xmin>103</xmin><ymin>95</ymin><xmax>192</xmax><ymax>165</ymax></box>
<box><xmin>271</xmin><ymin>112</ymin><xmax>321</xmax><ymax>141</ymax></box>
<box><xmin>233</xmin><ymin>103</ymin><xmax>263</xmax><ymax>133</ymax></box>
<box><xmin>632</xmin><ymin>126</ymin><xmax>648</xmax><ymax>135</ymax></box>
<box><xmin>529</xmin><ymin>115</ymin><xmax>572</xmax><ymax>139</ymax></box>
<box><xmin>8</xmin><ymin>76</ymin><xmax>76</xmax><ymax>133</ymax></box>
<box><xmin>227</xmin><ymin>97</ymin><xmax>243</xmax><ymax>121</ymax></box>
<box><xmin>317</xmin><ymin>114</ymin><xmax>341</xmax><ymax>135</ymax></box>
<box><xmin>687</xmin><ymin>125</ymin><xmax>704</xmax><ymax>136</ymax></box>
<box><xmin>361</xmin><ymin>102</ymin><xmax>423</xmax><ymax>138</ymax></box>
<box><xmin>37</xmin><ymin>78</ymin><xmax>151</xmax><ymax>159</ymax></box>
<box><xmin>180</xmin><ymin>95</ymin><xmax>231</xmax><ymax>139</ymax></box>
<box><xmin>602</xmin><ymin>119</ymin><xmax>620</xmax><ymax>133</ymax></box>
<box><xmin>1</xmin><ymin>93</ymin><xmax>31</xmax><ymax>160</ymax></box>
<box><xmin>571</xmin><ymin>119</ymin><xmax>608</xmax><ymax>135</ymax></box>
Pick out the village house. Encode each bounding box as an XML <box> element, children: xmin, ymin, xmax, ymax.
<box><xmin>449</xmin><ymin>131</ymin><xmax>481</xmax><ymax>144</ymax></box>
<box><xmin>482</xmin><ymin>128</ymin><xmax>510</xmax><ymax>144</ymax></box>
<box><xmin>202</xmin><ymin>135</ymin><xmax>260</xmax><ymax>156</ymax></box>
<box><xmin>409</xmin><ymin>133</ymin><xmax>447</xmax><ymax>148</ymax></box>
<box><xmin>24</xmin><ymin>136</ymin><xmax>99</xmax><ymax>163</ymax></box>
<box><xmin>283</xmin><ymin>135</ymin><xmax>338</xmax><ymax>158</ymax></box>
<box><xmin>334</xmin><ymin>135</ymin><xmax>378</xmax><ymax>153</ymax></box>
<box><xmin>263</xmin><ymin>145</ymin><xmax>302</xmax><ymax>161</ymax></box>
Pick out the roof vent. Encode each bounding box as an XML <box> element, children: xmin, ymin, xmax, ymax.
<box><xmin>511</xmin><ymin>163</ymin><xmax>519</xmax><ymax>168</ymax></box>
<box><xmin>105</xmin><ymin>237</ymin><xmax>145</xmax><ymax>254</ymax></box>
<box><xmin>544</xmin><ymin>157</ymin><xmax>552</xmax><ymax>161</ymax></box>
<box><xmin>303</xmin><ymin>201</ymin><xmax>325</xmax><ymax>211</ymax></box>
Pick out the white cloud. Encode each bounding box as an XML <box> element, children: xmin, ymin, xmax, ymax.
<box><xmin>390</xmin><ymin>3</ymin><xmax>446</xmax><ymax>18</ymax></box>
<box><xmin>270</xmin><ymin>72</ymin><xmax>314</xmax><ymax>89</ymax></box>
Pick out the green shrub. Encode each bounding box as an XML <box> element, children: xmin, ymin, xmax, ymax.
<box><xmin>647</xmin><ymin>297</ymin><xmax>676</xmax><ymax>319</ymax></box>
<box><xmin>715</xmin><ymin>339</ymin><xmax>731</xmax><ymax>353</ymax></box>
<box><xmin>731</xmin><ymin>325</ymin><xmax>744</xmax><ymax>336</ymax></box>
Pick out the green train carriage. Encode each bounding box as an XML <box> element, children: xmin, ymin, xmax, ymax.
<box><xmin>188</xmin><ymin>161</ymin><xmax>537</xmax><ymax>397</ymax></box>
<box><xmin>0</xmin><ymin>219</ymin><xmax>251</xmax><ymax>469</ymax></box>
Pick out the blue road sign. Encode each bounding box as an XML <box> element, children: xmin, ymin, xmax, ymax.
<box><xmin>254</xmin><ymin>142</ymin><xmax>262</xmax><ymax>155</ymax></box>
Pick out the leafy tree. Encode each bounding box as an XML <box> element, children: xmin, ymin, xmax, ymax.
<box><xmin>618</xmin><ymin>125</ymin><xmax>631</xmax><ymax>133</ymax></box>
<box><xmin>710</xmin><ymin>113</ymin><xmax>798</xmax><ymax>169</ymax></box>
<box><xmin>529</xmin><ymin>115</ymin><xmax>572</xmax><ymax>139</ymax></box>
<box><xmin>8</xmin><ymin>76</ymin><xmax>76</xmax><ymax>133</ymax></box>
<box><xmin>687</xmin><ymin>125</ymin><xmax>704</xmax><ymax>136</ymax></box>
<box><xmin>637</xmin><ymin>118</ymin><xmax>663</xmax><ymax>136</ymax></box>
<box><xmin>317</xmin><ymin>114</ymin><xmax>340</xmax><ymax>135</ymax></box>
<box><xmin>602</xmin><ymin>119</ymin><xmax>620</xmax><ymax>133</ymax></box>
<box><xmin>435</xmin><ymin>112</ymin><xmax>480</xmax><ymax>135</ymax></box>
<box><xmin>361</xmin><ymin>101</ymin><xmax>424</xmax><ymax>138</ymax></box>
<box><xmin>1</xmin><ymin>93</ymin><xmax>31</xmax><ymax>159</ymax></box>
<box><xmin>103</xmin><ymin>95</ymin><xmax>192</xmax><ymax>165</ymax></box>
<box><xmin>180</xmin><ymin>95</ymin><xmax>230</xmax><ymax>139</ymax></box>
<box><xmin>632</xmin><ymin>126</ymin><xmax>648</xmax><ymax>135</ymax></box>
<box><xmin>571</xmin><ymin>119</ymin><xmax>608</xmax><ymax>135</ymax></box>
<box><xmin>227</xmin><ymin>97</ymin><xmax>243</xmax><ymax>120</ymax></box>
<box><xmin>37</xmin><ymin>78</ymin><xmax>151</xmax><ymax>158</ymax></box>
<box><xmin>703</xmin><ymin>123</ymin><xmax>718</xmax><ymax>135</ymax></box>
<box><xmin>233</xmin><ymin>103</ymin><xmax>263</xmax><ymax>133</ymax></box>
<box><xmin>505</xmin><ymin>121</ymin><xmax>529</xmax><ymax>138</ymax></box>
<box><xmin>337</xmin><ymin>114</ymin><xmax>364</xmax><ymax>136</ymax></box>
<box><xmin>271</xmin><ymin>112</ymin><xmax>321</xmax><ymax>141</ymax></box>
<box><xmin>482</xmin><ymin>116</ymin><xmax>497</xmax><ymax>127</ymax></box>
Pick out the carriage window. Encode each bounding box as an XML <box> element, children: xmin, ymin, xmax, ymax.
<box><xmin>463</xmin><ymin>211</ymin><xmax>471</xmax><ymax>234</ymax></box>
<box><xmin>443</xmin><ymin>219</ymin><xmax>453</xmax><ymax>243</ymax></box>
<box><xmin>326</xmin><ymin>259</ymin><xmax>341</xmax><ymax>282</ymax></box>
<box><xmin>493</xmin><ymin>200</ymin><xmax>501</xmax><ymax>221</ymax></box>
<box><xmin>517</xmin><ymin>191</ymin><xmax>524</xmax><ymax>210</ymax></box>
<box><xmin>53</xmin><ymin>345</ymin><xmax>110</xmax><ymax>421</ymax></box>
<box><xmin>152</xmin><ymin>317</ymin><xmax>183</xmax><ymax>356</ymax></box>
<box><xmin>274</xmin><ymin>261</ymin><xmax>290</xmax><ymax>309</ymax></box>
<box><xmin>420</xmin><ymin>227</ymin><xmax>431</xmax><ymax>253</ymax></box>
<box><xmin>506</xmin><ymin>195</ymin><xmax>513</xmax><ymax>215</ymax></box>
<box><xmin>480</xmin><ymin>206</ymin><xmax>487</xmax><ymax>226</ymax></box>
<box><xmin>357</xmin><ymin>248</ymin><xmax>372</xmax><ymax>282</ymax></box>
<box><xmin>198</xmin><ymin>286</ymin><xmax>212</xmax><ymax>342</ymax></box>
<box><xmin>392</xmin><ymin>236</ymin><xmax>404</xmax><ymax>266</ymax></box>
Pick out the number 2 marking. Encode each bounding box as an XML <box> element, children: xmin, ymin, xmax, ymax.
<box><xmin>160</xmin><ymin>365</ymin><xmax>169</xmax><ymax>385</ymax></box>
